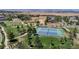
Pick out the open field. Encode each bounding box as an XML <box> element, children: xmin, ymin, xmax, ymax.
<box><xmin>1</xmin><ymin>12</ymin><xmax>79</xmax><ymax>16</ymax></box>
<box><xmin>16</xmin><ymin>12</ymin><xmax>79</xmax><ymax>16</ymax></box>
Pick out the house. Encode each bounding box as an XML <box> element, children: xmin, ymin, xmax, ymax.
<box><xmin>69</xmin><ymin>16</ymin><xmax>78</xmax><ymax>22</ymax></box>
<box><xmin>69</xmin><ymin>16</ymin><xmax>78</xmax><ymax>25</ymax></box>
<box><xmin>47</xmin><ymin>16</ymin><xmax>56</xmax><ymax>23</ymax></box>
<box><xmin>47</xmin><ymin>16</ymin><xmax>63</xmax><ymax>28</ymax></box>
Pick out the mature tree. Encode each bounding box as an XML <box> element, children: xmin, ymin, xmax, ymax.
<box><xmin>36</xmin><ymin>20</ymin><xmax>40</xmax><ymax>26</ymax></box>
<box><xmin>34</xmin><ymin>34</ymin><xmax>43</xmax><ymax>48</ymax></box>
<box><xmin>27</xmin><ymin>26</ymin><xmax>32</xmax><ymax>33</ymax></box>
<box><xmin>27</xmin><ymin>33</ymin><xmax>32</xmax><ymax>46</ymax></box>
<box><xmin>70</xmin><ymin>21</ymin><xmax>73</xmax><ymax>25</ymax></box>
<box><xmin>26</xmin><ymin>24</ymin><xmax>33</xmax><ymax>46</ymax></box>
<box><xmin>17</xmin><ymin>14</ymin><xmax>31</xmax><ymax>21</ymax></box>
<box><xmin>55</xmin><ymin>16</ymin><xmax>62</xmax><ymax>22</ymax></box>
<box><xmin>26</xmin><ymin>24</ymin><xmax>41</xmax><ymax>48</ymax></box>
<box><xmin>8</xmin><ymin>32</ymin><xmax>15</xmax><ymax>40</ymax></box>
<box><xmin>63</xmin><ymin>16</ymin><xmax>69</xmax><ymax>23</ymax></box>
<box><xmin>69</xmin><ymin>32</ymin><xmax>73</xmax><ymax>46</ymax></box>
<box><xmin>9</xmin><ymin>39</ymin><xmax>18</xmax><ymax>42</ymax></box>
<box><xmin>0</xmin><ymin>22</ymin><xmax>6</xmax><ymax>27</ymax></box>
<box><xmin>73</xmin><ymin>27</ymin><xmax>77</xmax><ymax>38</ymax></box>
<box><xmin>76</xmin><ymin>16</ymin><xmax>79</xmax><ymax>25</ymax></box>
<box><xmin>5</xmin><ymin>15</ymin><xmax>12</xmax><ymax>21</ymax></box>
<box><xmin>32</xmin><ymin>27</ymin><xmax>37</xmax><ymax>36</ymax></box>
<box><xmin>17</xmin><ymin>25</ymin><xmax>20</xmax><ymax>31</ymax></box>
<box><xmin>75</xmin><ymin>16</ymin><xmax>79</xmax><ymax>20</ymax></box>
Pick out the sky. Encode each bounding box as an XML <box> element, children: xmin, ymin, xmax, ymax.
<box><xmin>0</xmin><ymin>0</ymin><xmax>79</xmax><ymax>9</ymax></box>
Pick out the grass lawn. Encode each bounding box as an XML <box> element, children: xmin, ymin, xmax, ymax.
<box><xmin>22</xmin><ymin>35</ymin><xmax>73</xmax><ymax>49</ymax></box>
<box><xmin>3</xmin><ymin>21</ymin><xmax>27</xmax><ymax>37</ymax></box>
<box><xmin>40</xmin><ymin>36</ymin><xmax>59</xmax><ymax>48</ymax></box>
<box><xmin>4</xmin><ymin>21</ymin><xmax>20</xmax><ymax>37</ymax></box>
<box><xmin>39</xmin><ymin>36</ymin><xmax>72</xmax><ymax>49</ymax></box>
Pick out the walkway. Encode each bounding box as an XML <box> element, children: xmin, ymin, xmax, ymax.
<box><xmin>0</xmin><ymin>25</ymin><xmax>9</xmax><ymax>49</ymax></box>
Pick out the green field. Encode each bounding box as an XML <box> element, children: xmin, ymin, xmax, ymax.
<box><xmin>3</xmin><ymin>21</ymin><xmax>27</xmax><ymax>37</ymax></box>
<box><xmin>22</xmin><ymin>36</ymin><xmax>73</xmax><ymax>49</ymax></box>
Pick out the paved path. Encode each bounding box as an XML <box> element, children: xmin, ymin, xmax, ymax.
<box><xmin>63</xmin><ymin>26</ymin><xmax>70</xmax><ymax>32</ymax></box>
<box><xmin>0</xmin><ymin>25</ymin><xmax>9</xmax><ymax>49</ymax></box>
<box><xmin>0</xmin><ymin>32</ymin><xmax>2</xmax><ymax>45</ymax></box>
<box><xmin>15</xmin><ymin>33</ymin><xmax>27</xmax><ymax>39</ymax></box>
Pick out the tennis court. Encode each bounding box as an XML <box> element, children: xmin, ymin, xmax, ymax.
<box><xmin>36</xmin><ymin>27</ymin><xmax>64</xmax><ymax>37</ymax></box>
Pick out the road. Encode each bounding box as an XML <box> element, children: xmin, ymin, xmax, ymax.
<box><xmin>0</xmin><ymin>32</ymin><xmax>2</xmax><ymax>45</ymax></box>
<box><xmin>0</xmin><ymin>25</ymin><xmax>9</xmax><ymax>49</ymax></box>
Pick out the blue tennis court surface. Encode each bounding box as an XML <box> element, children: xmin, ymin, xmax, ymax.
<box><xmin>36</xmin><ymin>27</ymin><xmax>64</xmax><ymax>37</ymax></box>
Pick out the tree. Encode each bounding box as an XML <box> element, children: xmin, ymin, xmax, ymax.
<box><xmin>17</xmin><ymin>25</ymin><xmax>20</xmax><ymax>31</ymax></box>
<box><xmin>9</xmin><ymin>39</ymin><xmax>18</xmax><ymax>42</ymax></box>
<box><xmin>36</xmin><ymin>21</ymin><xmax>40</xmax><ymax>26</ymax></box>
<box><xmin>55</xmin><ymin>16</ymin><xmax>62</xmax><ymax>22</ymax></box>
<box><xmin>17</xmin><ymin>14</ymin><xmax>31</xmax><ymax>21</ymax></box>
<box><xmin>27</xmin><ymin>33</ymin><xmax>32</xmax><ymax>46</ymax></box>
<box><xmin>32</xmin><ymin>27</ymin><xmax>37</xmax><ymax>36</ymax></box>
<box><xmin>26</xmin><ymin>24</ymin><xmax>42</xmax><ymax>48</ymax></box>
<box><xmin>27</xmin><ymin>25</ymin><xmax>33</xmax><ymax>47</ymax></box>
<box><xmin>34</xmin><ymin>34</ymin><xmax>43</xmax><ymax>48</ymax></box>
<box><xmin>8</xmin><ymin>32</ymin><xmax>15</xmax><ymax>40</ymax></box>
<box><xmin>73</xmin><ymin>27</ymin><xmax>77</xmax><ymax>38</ymax></box>
<box><xmin>63</xmin><ymin>16</ymin><xmax>69</xmax><ymax>23</ymax></box>
<box><xmin>69</xmin><ymin>32</ymin><xmax>73</xmax><ymax>46</ymax></box>
<box><xmin>50</xmin><ymin>40</ymin><xmax>55</xmax><ymax>48</ymax></box>
<box><xmin>27</xmin><ymin>26</ymin><xmax>32</xmax><ymax>33</ymax></box>
<box><xmin>5</xmin><ymin>15</ymin><xmax>12</xmax><ymax>21</ymax></box>
<box><xmin>0</xmin><ymin>22</ymin><xmax>6</xmax><ymax>27</ymax></box>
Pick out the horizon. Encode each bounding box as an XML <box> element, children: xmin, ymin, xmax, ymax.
<box><xmin>1</xmin><ymin>9</ymin><xmax>79</xmax><ymax>12</ymax></box>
